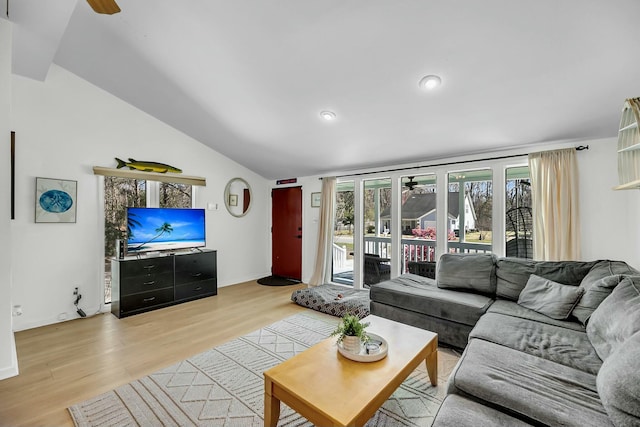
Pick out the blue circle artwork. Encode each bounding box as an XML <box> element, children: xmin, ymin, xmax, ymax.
<box><xmin>39</xmin><ymin>190</ymin><xmax>73</xmax><ymax>213</ymax></box>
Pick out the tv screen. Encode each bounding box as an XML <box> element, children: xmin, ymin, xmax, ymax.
<box><xmin>126</xmin><ymin>207</ymin><xmax>206</xmax><ymax>254</ymax></box>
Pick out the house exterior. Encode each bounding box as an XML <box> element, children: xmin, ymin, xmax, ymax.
<box><xmin>381</xmin><ymin>192</ymin><xmax>476</xmax><ymax>235</ymax></box>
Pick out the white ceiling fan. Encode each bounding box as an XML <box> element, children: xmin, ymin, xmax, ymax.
<box><xmin>86</xmin><ymin>0</ymin><xmax>120</xmax><ymax>15</ymax></box>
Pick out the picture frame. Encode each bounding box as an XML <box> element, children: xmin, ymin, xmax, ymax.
<box><xmin>229</xmin><ymin>194</ymin><xmax>238</xmax><ymax>206</ymax></box>
<box><xmin>311</xmin><ymin>192</ymin><xmax>321</xmax><ymax>208</ymax></box>
<box><xmin>35</xmin><ymin>177</ymin><xmax>77</xmax><ymax>223</ymax></box>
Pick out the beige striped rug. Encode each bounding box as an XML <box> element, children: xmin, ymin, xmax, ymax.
<box><xmin>68</xmin><ymin>311</ymin><xmax>445</xmax><ymax>426</ymax></box>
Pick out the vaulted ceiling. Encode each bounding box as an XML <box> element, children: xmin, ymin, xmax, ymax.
<box><xmin>9</xmin><ymin>1</ymin><xmax>640</xmax><ymax>179</ymax></box>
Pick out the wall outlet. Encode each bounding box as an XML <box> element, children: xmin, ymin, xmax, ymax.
<box><xmin>12</xmin><ymin>305</ymin><xmax>22</xmax><ymax>317</ymax></box>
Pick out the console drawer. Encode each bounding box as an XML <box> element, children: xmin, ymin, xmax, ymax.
<box><xmin>119</xmin><ymin>257</ymin><xmax>173</xmax><ymax>277</ymax></box>
<box><xmin>175</xmin><ymin>279</ymin><xmax>217</xmax><ymax>301</ymax></box>
<box><xmin>120</xmin><ymin>288</ymin><xmax>174</xmax><ymax>314</ymax></box>
<box><xmin>175</xmin><ymin>252</ymin><xmax>216</xmax><ymax>285</ymax></box>
<box><xmin>120</xmin><ymin>272</ymin><xmax>174</xmax><ymax>295</ymax></box>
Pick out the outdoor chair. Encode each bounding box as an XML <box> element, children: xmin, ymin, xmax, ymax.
<box><xmin>407</xmin><ymin>261</ymin><xmax>436</xmax><ymax>279</ymax></box>
<box><xmin>363</xmin><ymin>254</ymin><xmax>391</xmax><ymax>286</ymax></box>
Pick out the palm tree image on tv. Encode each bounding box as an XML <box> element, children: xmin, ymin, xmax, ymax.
<box><xmin>127</xmin><ymin>211</ymin><xmax>142</xmax><ymax>240</ymax></box>
<box><xmin>130</xmin><ymin>222</ymin><xmax>173</xmax><ymax>251</ymax></box>
<box><xmin>126</xmin><ymin>207</ymin><xmax>206</xmax><ymax>253</ymax></box>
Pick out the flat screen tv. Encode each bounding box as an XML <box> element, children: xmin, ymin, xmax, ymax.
<box><xmin>126</xmin><ymin>207</ymin><xmax>206</xmax><ymax>254</ymax></box>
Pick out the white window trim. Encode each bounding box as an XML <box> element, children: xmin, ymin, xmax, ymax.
<box><xmin>334</xmin><ymin>157</ymin><xmax>529</xmax><ymax>288</ymax></box>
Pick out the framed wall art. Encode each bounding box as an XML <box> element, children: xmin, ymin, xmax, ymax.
<box><xmin>35</xmin><ymin>177</ymin><xmax>77</xmax><ymax>223</ymax></box>
<box><xmin>311</xmin><ymin>192</ymin><xmax>321</xmax><ymax>207</ymax></box>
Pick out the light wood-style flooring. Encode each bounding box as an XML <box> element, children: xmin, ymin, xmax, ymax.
<box><xmin>0</xmin><ymin>281</ymin><xmax>459</xmax><ymax>426</ymax></box>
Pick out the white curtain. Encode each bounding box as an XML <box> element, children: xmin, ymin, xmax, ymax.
<box><xmin>309</xmin><ymin>177</ymin><xmax>336</xmax><ymax>287</ymax></box>
<box><xmin>528</xmin><ymin>148</ymin><xmax>580</xmax><ymax>261</ymax></box>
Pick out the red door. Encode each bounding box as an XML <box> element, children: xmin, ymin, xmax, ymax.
<box><xmin>272</xmin><ymin>187</ymin><xmax>302</xmax><ymax>280</ymax></box>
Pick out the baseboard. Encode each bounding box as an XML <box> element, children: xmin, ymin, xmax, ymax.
<box><xmin>0</xmin><ymin>332</ymin><xmax>19</xmax><ymax>380</ymax></box>
<box><xmin>12</xmin><ymin>305</ymin><xmax>102</xmax><ymax>332</ymax></box>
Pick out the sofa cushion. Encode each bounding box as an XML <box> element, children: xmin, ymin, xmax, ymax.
<box><xmin>579</xmin><ymin>260</ymin><xmax>637</xmax><ymax>287</ymax></box>
<box><xmin>437</xmin><ymin>253</ymin><xmax>497</xmax><ymax>295</ymax></box>
<box><xmin>447</xmin><ymin>339</ymin><xmax>612</xmax><ymax>427</ymax></box>
<box><xmin>495</xmin><ymin>258</ymin><xmax>595</xmax><ymax>301</ymax></box>
<box><xmin>370</xmin><ymin>301</ymin><xmax>474</xmax><ymax>349</ymax></box>
<box><xmin>597</xmin><ymin>332</ymin><xmax>640</xmax><ymax>427</ymax></box>
<box><xmin>369</xmin><ymin>273</ymin><xmax>493</xmax><ymax>326</ymax></box>
<box><xmin>470</xmin><ymin>311</ymin><xmax>602</xmax><ymax>374</ymax></box>
<box><xmin>572</xmin><ymin>275</ymin><xmax>623</xmax><ymax>326</ymax></box>
<box><xmin>570</xmin><ymin>260</ymin><xmax>636</xmax><ymax>325</ymax></box>
<box><xmin>587</xmin><ymin>275</ymin><xmax>640</xmax><ymax>360</ymax></box>
<box><xmin>517</xmin><ymin>274</ymin><xmax>584</xmax><ymax>320</ymax></box>
<box><xmin>487</xmin><ymin>300</ymin><xmax>585</xmax><ymax>331</ymax></box>
<box><xmin>433</xmin><ymin>395</ymin><xmax>534</xmax><ymax>427</ymax></box>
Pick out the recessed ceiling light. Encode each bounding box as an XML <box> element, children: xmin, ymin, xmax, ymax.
<box><xmin>419</xmin><ymin>75</ymin><xmax>442</xmax><ymax>90</ymax></box>
<box><xmin>320</xmin><ymin>110</ymin><xmax>336</xmax><ymax>121</ymax></box>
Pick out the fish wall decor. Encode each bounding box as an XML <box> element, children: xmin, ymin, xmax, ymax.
<box><xmin>115</xmin><ymin>158</ymin><xmax>182</xmax><ymax>174</ymax></box>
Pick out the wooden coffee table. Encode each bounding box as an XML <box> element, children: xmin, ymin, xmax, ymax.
<box><xmin>263</xmin><ymin>315</ymin><xmax>438</xmax><ymax>427</ymax></box>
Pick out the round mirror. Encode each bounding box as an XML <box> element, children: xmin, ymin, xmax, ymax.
<box><xmin>224</xmin><ymin>177</ymin><xmax>252</xmax><ymax>217</ymax></box>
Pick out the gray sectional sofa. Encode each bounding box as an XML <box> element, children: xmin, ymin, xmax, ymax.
<box><xmin>369</xmin><ymin>254</ymin><xmax>640</xmax><ymax>427</ymax></box>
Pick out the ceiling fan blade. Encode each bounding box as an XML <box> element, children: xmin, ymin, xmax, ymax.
<box><xmin>86</xmin><ymin>0</ymin><xmax>121</xmax><ymax>14</ymax></box>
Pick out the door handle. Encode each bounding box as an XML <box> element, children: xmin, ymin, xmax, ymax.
<box><xmin>296</xmin><ymin>235</ymin><xmax>302</xmax><ymax>239</ymax></box>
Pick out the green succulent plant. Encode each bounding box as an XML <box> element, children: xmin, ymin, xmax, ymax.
<box><xmin>330</xmin><ymin>314</ymin><xmax>370</xmax><ymax>343</ymax></box>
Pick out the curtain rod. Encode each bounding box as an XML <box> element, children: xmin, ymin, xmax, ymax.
<box><xmin>324</xmin><ymin>145</ymin><xmax>589</xmax><ymax>179</ymax></box>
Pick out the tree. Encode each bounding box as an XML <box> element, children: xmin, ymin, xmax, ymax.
<box><xmin>466</xmin><ymin>181</ymin><xmax>493</xmax><ymax>239</ymax></box>
<box><xmin>336</xmin><ymin>190</ymin><xmax>354</xmax><ymax>232</ymax></box>
<box><xmin>104</xmin><ymin>177</ymin><xmax>146</xmax><ymax>257</ymax></box>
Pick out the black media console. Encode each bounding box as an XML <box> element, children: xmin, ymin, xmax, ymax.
<box><xmin>111</xmin><ymin>250</ymin><xmax>217</xmax><ymax>318</ymax></box>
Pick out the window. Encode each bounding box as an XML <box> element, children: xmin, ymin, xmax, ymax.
<box><xmin>104</xmin><ymin>177</ymin><xmax>146</xmax><ymax>304</ymax></box>
<box><xmin>448</xmin><ymin>169</ymin><xmax>493</xmax><ymax>254</ymax></box>
<box><xmin>399</xmin><ymin>174</ymin><xmax>437</xmax><ymax>272</ymax></box>
<box><xmin>505</xmin><ymin>166</ymin><xmax>532</xmax><ymax>258</ymax></box>
<box><xmin>362</xmin><ymin>178</ymin><xmax>392</xmax><ymax>287</ymax></box>
<box><xmin>159</xmin><ymin>182</ymin><xmax>192</xmax><ymax>208</ymax></box>
<box><xmin>103</xmin><ymin>178</ymin><xmax>193</xmax><ymax>304</ymax></box>
<box><xmin>332</xmin><ymin>181</ymin><xmax>354</xmax><ymax>286</ymax></box>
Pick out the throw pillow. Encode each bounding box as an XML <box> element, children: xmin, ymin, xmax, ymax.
<box><xmin>587</xmin><ymin>275</ymin><xmax>640</xmax><ymax>360</ymax></box>
<box><xmin>436</xmin><ymin>253</ymin><xmax>497</xmax><ymax>295</ymax></box>
<box><xmin>571</xmin><ymin>275</ymin><xmax>622</xmax><ymax>326</ymax></box>
<box><xmin>517</xmin><ymin>274</ymin><xmax>584</xmax><ymax>320</ymax></box>
<box><xmin>495</xmin><ymin>258</ymin><xmax>595</xmax><ymax>301</ymax></box>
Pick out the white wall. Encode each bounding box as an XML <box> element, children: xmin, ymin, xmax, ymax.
<box><xmin>10</xmin><ymin>65</ymin><xmax>271</xmax><ymax>331</ymax></box>
<box><xmin>579</xmin><ymin>138</ymin><xmax>640</xmax><ymax>267</ymax></box>
<box><xmin>295</xmin><ymin>138</ymin><xmax>640</xmax><ymax>287</ymax></box>
<box><xmin>0</xmin><ymin>19</ymin><xmax>18</xmax><ymax>380</ymax></box>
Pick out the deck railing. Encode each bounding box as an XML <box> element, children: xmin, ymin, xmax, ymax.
<box><xmin>362</xmin><ymin>236</ymin><xmax>491</xmax><ymax>272</ymax></box>
<box><xmin>332</xmin><ymin>236</ymin><xmax>492</xmax><ymax>282</ymax></box>
<box><xmin>332</xmin><ymin>243</ymin><xmax>347</xmax><ymax>269</ymax></box>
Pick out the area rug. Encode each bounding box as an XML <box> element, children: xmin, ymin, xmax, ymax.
<box><xmin>257</xmin><ymin>275</ymin><xmax>302</xmax><ymax>286</ymax></box>
<box><xmin>68</xmin><ymin>311</ymin><xmax>444</xmax><ymax>426</ymax></box>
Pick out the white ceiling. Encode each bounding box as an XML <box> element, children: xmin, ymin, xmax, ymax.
<box><xmin>9</xmin><ymin>1</ymin><xmax>640</xmax><ymax>179</ymax></box>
